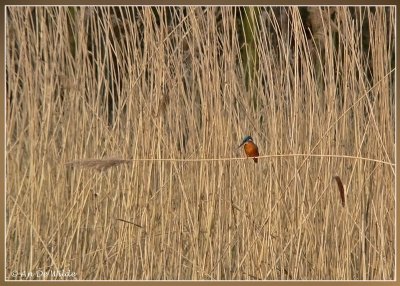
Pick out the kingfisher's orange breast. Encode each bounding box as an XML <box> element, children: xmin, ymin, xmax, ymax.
<box><xmin>244</xmin><ymin>142</ymin><xmax>259</xmax><ymax>162</ymax></box>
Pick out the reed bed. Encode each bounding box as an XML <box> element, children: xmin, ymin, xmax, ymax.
<box><xmin>6</xmin><ymin>6</ymin><xmax>395</xmax><ymax>280</ymax></box>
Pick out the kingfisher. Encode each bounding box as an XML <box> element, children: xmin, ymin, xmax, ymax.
<box><xmin>238</xmin><ymin>135</ymin><xmax>259</xmax><ymax>163</ymax></box>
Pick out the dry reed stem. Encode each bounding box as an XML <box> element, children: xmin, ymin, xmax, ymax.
<box><xmin>65</xmin><ymin>157</ymin><xmax>132</xmax><ymax>171</ymax></box>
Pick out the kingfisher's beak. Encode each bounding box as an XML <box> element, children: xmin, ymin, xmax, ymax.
<box><xmin>238</xmin><ymin>141</ymin><xmax>245</xmax><ymax>148</ymax></box>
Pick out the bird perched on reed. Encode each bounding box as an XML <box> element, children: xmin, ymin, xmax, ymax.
<box><xmin>238</xmin><ymin>135</ymin><xmax>259</xmax><ymax>163</ymax></box>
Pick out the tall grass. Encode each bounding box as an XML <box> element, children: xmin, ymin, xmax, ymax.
<box><xmin>6</xmin><ymin>6</ymin><xmax>395</xmax><ymax>280</ymax></box>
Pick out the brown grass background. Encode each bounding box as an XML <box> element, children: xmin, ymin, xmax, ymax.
<box><xmin>6</xmin><ymin>6</ymin><xmax>395</xmax><ymax>280</ymax></box>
